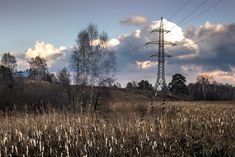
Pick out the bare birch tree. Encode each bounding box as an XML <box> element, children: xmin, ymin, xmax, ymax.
<box><xmin>196</xmin><ymin>74</ymin><xmax>213</xmax><ymax>100</ymax></box>
<box><xmin>1</xmin><ymin>52</ymin><xmax>17</xmax><ymax>73</ymax></box>
<box><xmin>71</xmin><ymin>24</ymin><xmax>115</xmax><ymax>111</ymax></box>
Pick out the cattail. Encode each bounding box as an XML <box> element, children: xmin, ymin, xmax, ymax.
<box><xmin>153</xmin><ymin>141</ymin><xmax>157</xmax><ymax>149</ymax></box>
<box><xmin>140</xmin><ymin>141</ymin><xmax>143</xmax><ymax>149</ymax></box>
<box><xmin>136</xmin><ymin>147</ymin><xmax>139</xmax><ymax>154</ymax></box>
<box><xmin>4</xmin><ymin>146</ymin><xmax>8</xmax><ymax>154</ymax></box>
<box><xmin>163</xmin><ymin>141</ymin><xmax>166</xmax><ymax>148</ymax></box>
<box><xmin>111</xmin><ymin>136</ymin><xmax>114</xmax><ymax>143</ymax></box>
<box><xmin>109</xmin><ymin>147</ymin><xmax>112</xmax><ymax>153</ymax></box>
<box><xmin>50</xmin><ymin>147</ymin><xmax>53</xmax><ymax>155</ymax></box>
<box><xmin>69</xmin><ymin>127</ymin><xmax>72</xmax><ymax>134</ymax></box>
<box><xmin>84</xmin><ymin>144</ymin><xmax>87</xmax><ymax>153</ymax></box>
<box><xmin>65</xmin><ymin>144</ymin><xmax>69</xmax><ymax>157</ymax></box>
<box><xmin>26</xmin><ymin>145</ymin><xmax>29</xmax><ymax>156</ymax></box>
<box><xmin>15</xmin><ymin>146</ymin><xmax>18</xmax><ymax>155</ymax></box>
<box><xmin>150</xmin><ymin>126</ymin><xmax>153</xmax><ymax>132</ymax></box>
<box><xmin>58</xmin><ymin>134</ymin><xmax>61</xmax><ymax>142</ymax></box>
<box><xmin>3</xmin><ymin>136</ymin><xmax>7</xmax><ymax>145</ymax></box>
<box><xmin>39</xmin><ymin>141</ymin><xmax>42</xmax><ymax>152</ymax></box>
<box><xmin>105</xmin><ymin>137</ymin><xmax>108</xmax><ymax>146</ymax></box>
<box><xmin>11</xmin><ymin>145</ymin><xmax>14</xmax><ymax>154</ymax></box>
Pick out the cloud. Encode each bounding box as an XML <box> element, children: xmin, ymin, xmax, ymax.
<box><xmin>175</xmin><ymin>22</ymin><xmax>235</xmax><ymax>72</ymax></box>
<box><xmin>25</xmin><ymin>41</ymin><xmax>66</xmax><ymax>59</ymax></box>
<box><xmin>136</xmin><ymin>60</ymin><xmax>158</xmax><ymax>69</ymax></box>
<box><xmin>16</xmin><ymin>58</ymin><xmax>29</xmax><ymax>71</ymax></box>
<box><xmin>200</xmin><ymin>69</ymin><xmax>235</xmax><ymax>84</ymax></box>
<box><xmin>90</xmin><ymin>38</ymin><xmax>120</xmax><ymax>49</ymax></box>
<box><xmin>24</xmin><ymin>41</ymin><xmax>73</xmax><ymax>72</ymax></box>
<box><xmin>120</xmin><ymin>16</ymin><xmax>150</xmax><ymax>26</ymax></box>
<box><xmin>180</xmin><ymin>65</ymin><xmax>235</xmax><ymax>84</ymax></box>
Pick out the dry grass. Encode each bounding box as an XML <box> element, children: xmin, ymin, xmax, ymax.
<box><xmin>0</xmin><ymin>101</ymin><xmax>234</xmax><ymax>156</ymax></box>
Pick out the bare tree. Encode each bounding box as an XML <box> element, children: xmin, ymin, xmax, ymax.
<box><xmin>57</xmin><ymin>67</ymin><xmax>70</xmax><ymax>86</ymax></box>
<box><xmin>71</xmin><ymin>24</ymin><xmax>115</xmax><ymax>111</ymax></box>
<box><xmin>0</xmin><ymin>65</ymin><xmax>15</xmax><ymax>88</ymax></box>
<box><xmin>29</xmin><ymin>56</ymin><xmax>48</xmax><ymax>80</ymax></box>
<box><xmin>196</xmin><ymin>74</ymin><xmax>213</xmax><ymax>100</ymax></box>
<box><xmin>57</xmin><ymin>67</ymin><xmax>74</xmax><ymax>106</ymax></box>
<box><xmin>1</xmin><ymin>52</ymin><xmax>17</xmax><ymax>73</ymax></box>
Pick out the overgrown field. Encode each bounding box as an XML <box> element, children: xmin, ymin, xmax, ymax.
<box><xmin>0</xmin><ymin>101</ymin><xmax>234</xmax><ymax>156</ymax></box>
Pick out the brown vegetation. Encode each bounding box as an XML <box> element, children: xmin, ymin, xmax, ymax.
<box><xmin>0</xmin><ymin>101</ymin><xmax>234</xmax><ymax>156</ymax></box>
<box><xmin>0</xmin><ymin>81</ymin><xmax>69</xmax><ymax>110</ymax></box>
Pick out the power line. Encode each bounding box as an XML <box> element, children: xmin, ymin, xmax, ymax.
<box><xmin>194</xmin><ymin>25</ymin><xmax>234</xmax><ymax>44</ymax></box>
<box><xmin>181</xmin><ymin>0</ymin><xmax>223</xmax><ymax>26</ymax></box>
<box><xmin>165</xmin><ymin>0</ymin><xmax>209</xmax><ymax>35</ymax></box>
<box><xmin>125</xmin><ymin>43</ymin><xmax>147</xmax><ymax>54</ymax></box>
<box><xmin>199</xmin><ymin>42</ymin><xmax>235</xmax><ymax>54</ymax></box>
<box><xmin>163</xmin><ymin>0</ymin><xmax>193</xmax><ymax>27</ymax></box>
<box><xmin>173</xmin><ymin>42</ymin><xmax>235</xmax><ymax>60</ymax></box>
<box><xmin>166</xmin><ymin>0</ymin><xmax>223</xmax><ymax>38</ymax></box>
<box><xmin>177</xmin><ymin>0</ymin><xmax>209</xmax><ymax>25</ymax></box>
<box><xmin>168</xmin><ymin>0</ymin><xmax>193</xmax><ymax>22</ymax></box>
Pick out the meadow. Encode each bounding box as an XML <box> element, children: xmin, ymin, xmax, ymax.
<box><xmin>0</xmin><ymin>101</ymin><xmax>234</xmax><ymax>157</ymax></box>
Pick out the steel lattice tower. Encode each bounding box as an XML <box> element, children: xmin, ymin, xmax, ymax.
<box><xmin>145</xmin><ymin>17</ymin><xmax>175</xmax><ymax>97</ymax></box>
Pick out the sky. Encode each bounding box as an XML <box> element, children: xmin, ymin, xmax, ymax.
<box><xmin>0</xmin><ymin>0</ymin><xmax>235</xmax><ymax>86</ymax></box>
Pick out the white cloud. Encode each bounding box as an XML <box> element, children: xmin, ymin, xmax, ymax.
<box><xmin>199</xmin><ymin>68</ymin><xmax>235</xmax><ymax>84</ymax></box>
<box><xmin>16</xmin><ymin>58</ymin><xmax>29</xmax><ymax>71</ymax></box>
<box><xmin>90</xmin><ymin>38</ymin><xmax>120</xmax><ymax>49</ymax></box>
<box><xmin>183</xmin><ymin>38</ymin><xmax>199</xmax><ymax>50</ymax></box>
<box><xmin>25</xmin><ymin>41</ymin><xmax>66</xmax><ymax>60</ymax></box>
<box><xmin>120</xmin><ymin>16</ymin><xmax>150</xmax><ymax>26</ymax></box>
<box><xmin>108</xmin><ymin>39</ymin><xmax>120</xmax><ymax>47</ymax></box>
<box><xmin>136</xmin><ymin>60</ymin><xmax>158</xmax><ymax>69</ymax></box>
<box><xmin>203</xmin><ymin>22</ymin><xmax>226</xmax><ymax>32</ymax></box>
<box><xmin>24</xmin><ymin>41</ymin><xmax>73</xmax><ymax>71</ymax></box>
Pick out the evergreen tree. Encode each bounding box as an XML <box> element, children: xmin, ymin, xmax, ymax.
<box><xmin>169</xmin><ymin>73</ymin><xmax>188</xmax><ymax>95</ymax></box>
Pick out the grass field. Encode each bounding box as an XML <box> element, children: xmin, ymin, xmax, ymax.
<box><xmin>0</xmin><ymin>101</ymin><xmax>234</xmax><ymax>156</ymax></box>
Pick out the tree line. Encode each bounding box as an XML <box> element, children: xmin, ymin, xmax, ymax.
<box><xmin>126</xmin><ymin>73</ymin><xmax>235</xmax><ymax>101</ymax></box>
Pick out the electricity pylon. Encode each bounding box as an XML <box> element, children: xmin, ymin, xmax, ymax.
<box><xmin>145</xmin><ymin>17</ymin><xmax>176</xmax><ymax>97</ymax></box>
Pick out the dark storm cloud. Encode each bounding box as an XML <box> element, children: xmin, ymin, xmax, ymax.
<box><xmin>171</xmin><ymin>23</ymin><xmax>235</xmax><ymax>72</ymax></box>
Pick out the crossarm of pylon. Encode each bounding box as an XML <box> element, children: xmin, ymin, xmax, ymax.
<box><xmin>151</xmin><ymin>29</ymin><xmax>170</xmax><ymax>33</ymax></box>
<box><xmin>165</xmin><ymin>53</ymin><xmax>172</xmax><ymax>58</ymax></box>
<box><xmin>149</xmin><ymin>54</ymin><xmax>158</xmax><ymax>58</ymax></box>
<box><xmin>150</xmin><ymin>53</ymin><xmax>172</xmax><ymax>58</ymax></box>
<box><xmin>145</xmin><ymin>41</ymin><xmax>159</xmax><ymax>45</ymax></box>
<box><xmin>164</xmin><ymin>41</ymin><xmax>177</xmax><ymax>46</ymax></box>
<box><xmin>145</xmin><ymin>41</ymin><xmax>176</xmax><ymax>46</ymax></box>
